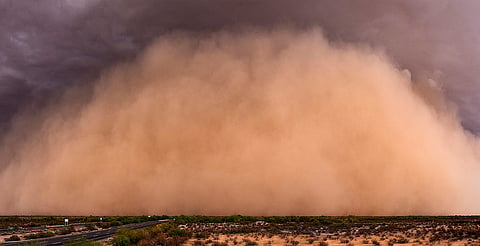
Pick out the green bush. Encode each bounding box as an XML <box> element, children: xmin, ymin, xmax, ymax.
<box><xmin>111</xmin><ymin>223</ymin><xmax>191</xmax><ymax>246</ymax></box>
<box><xmin>169</xmin><ymin>229</ymin><xmax>188</xmax><ymax>237</ymax></box>
<box><xmin>148</xmin><ymin>222</ymin><xmax>176</xmax><ymax>235</ymax></box>
<box><xmin>112</xmin><ymin>235</ymin><xmax>131</xmax><ymax>246</ymax></box>
<box><xmin>115</xmin><ymin>228</ymin><xmax>147</xmax><ymax>244</ymax></box>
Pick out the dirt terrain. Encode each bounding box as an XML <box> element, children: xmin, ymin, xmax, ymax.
<box><xmin>2</xmin><ymin>216</ymin><xmax>480</xmax><ymax>245</ymax></box>
<box><xmin>180</xmin><ymin>217</ymin><xmax>480</xmax><ymax>246</ymax></box>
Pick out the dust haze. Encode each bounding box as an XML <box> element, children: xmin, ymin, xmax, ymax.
<box><xmin>0</xmin><ymin>29</ymin><xmax>479</xmax><ymax>215</ymax></box>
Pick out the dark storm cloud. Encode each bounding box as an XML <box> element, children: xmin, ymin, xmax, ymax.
<box><xmin>0</xmin><ymin>0</ymin><xmax>480</xmax><ymax>132</ymax></box>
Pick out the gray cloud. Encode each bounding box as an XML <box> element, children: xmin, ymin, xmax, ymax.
<box><xmin>1</xmin><ymin>0</ymin><xmax>480</xmax><ymax>133</ymax></box>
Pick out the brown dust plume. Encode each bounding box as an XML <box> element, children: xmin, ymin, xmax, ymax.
<box><xmin>0</xmin><ymin>29</ymin><xmax>479</xmax><ymax>215</ymax></box>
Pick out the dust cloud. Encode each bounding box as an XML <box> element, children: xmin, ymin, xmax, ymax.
<box><xmin>0</xmin><ymin>29</ymin><xmax>478</xmax><ymax>215</ymax></box>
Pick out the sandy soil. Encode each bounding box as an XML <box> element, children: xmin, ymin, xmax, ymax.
<box><xmin>183</xmin><ymin>233</ymin><xmax>475</xmax><ymax>246</ymax></box>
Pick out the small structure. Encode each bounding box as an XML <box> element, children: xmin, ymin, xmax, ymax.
<box><xmin>64</xmin><ymin>218</ymin><xmax>69</xmax><ymax>226</ymax></box>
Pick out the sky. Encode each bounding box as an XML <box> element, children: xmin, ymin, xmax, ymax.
<box><xmin>1</xmin><ymin>0</ymin><xmax>480</xmax><ymax>133</ymax></box>
<box><xmin>0</xmin><ymin>0</ymin><xmax>480</xmax><ymax>215</ymax></box>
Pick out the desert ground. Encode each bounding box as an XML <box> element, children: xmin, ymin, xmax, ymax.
<box><xmin>180</xmin><ymin>217</ymin><xmax>480</xmax><ymax>246</ymax></box>
<box><xmin>2</xmin><ymin>216</ymin><xmax>480</xmax><ymax>245</ymax></box>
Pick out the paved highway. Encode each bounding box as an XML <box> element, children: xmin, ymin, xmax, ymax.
<box><xmin>2</xmin><ymin>219</ymin><xmax>169</xmax><ymax>245</ymax></box>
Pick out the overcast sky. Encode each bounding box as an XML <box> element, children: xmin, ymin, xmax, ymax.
<box><xmin>1</xmin><ymin>0</ymin><xmax>480</xmax><ymax>133</ymax></box>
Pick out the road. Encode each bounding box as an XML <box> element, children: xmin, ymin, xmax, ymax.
<box><xmin>2</xmin><ymin>219</ymin><xmax>169</xmax><ymax>245</ymax></box>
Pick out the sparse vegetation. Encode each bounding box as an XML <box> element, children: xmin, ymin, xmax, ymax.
<box><xmin>3</xmin><ymin>216</ymin><xmax>480</xmax><ymax>245</ymax></box>
<box><xmin>111</xmin><ymin>222</ymin><xmax>190</xmax><ymax>246</ymax></box>
<box><xmin>24</xmin><ymin>230</ymin><xmax>55</xmax><ymax>239</ymax></box>
<box><xmin>112</xmin><ymin>235</ymin><xmax>131</xmax><ymax>246</ymax></box>
<box><xmin>56</xmin><ymin>225</ymin><xmax>76</xmax><ymax>235</ymax></box>
<box><xmin>5</xmin><ymin>235</ymin><xmax>21</xmax><ymax>241</ymax></box>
